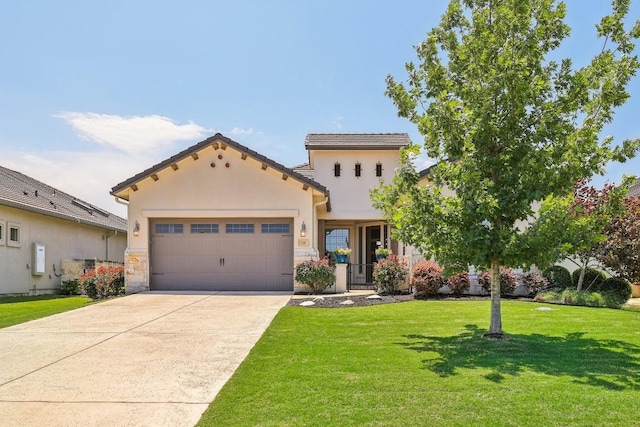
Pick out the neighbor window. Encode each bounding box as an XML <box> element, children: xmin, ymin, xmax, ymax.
<box><xmin>8</xmin><ymin>222</ymin><xmax>20</xmax><ymax>247</ymax></box>
<box><xmin>155</xmin><ymin>223</ymin><xmax>183</xmax><ymax>234</ymax></box>
<box><xmin>334</xmin><ymin>162</ymin><xmax>341</xmax><ymax>177</ymax></box>
<box><xmin>354</xmin><ymin>162</ymin><xmax>361</xmax><ymax>177</ymax></box>
<box><xmin>226</xmin><ymin>223</ymin><xmax>254</xmax><ymax>233</ymax></box>
<box><xmin>376</xmin><ymin>162</ymin><xmax>383</xmax><ymax>177</ymax></box>
<box><xmin>261</xmin><ymin>223</ymin><xmax>290</xmax><ymax>233</ymax></box>
<box><xmin>191</xmin><ymin>224</ymin><xmax>219</xmax><ymax>233</ymax></box>
<box><xmin>0</xmin><ymin>220</ymin><xmax>4</xmax><ymax>246</ymax></box>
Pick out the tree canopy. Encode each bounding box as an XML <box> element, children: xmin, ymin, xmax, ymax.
<box><xmin>373</xmin><ymin>0</ymin><xmax>640</xmax><ymax>336</ymax></box>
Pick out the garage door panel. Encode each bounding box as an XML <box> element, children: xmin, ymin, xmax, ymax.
<box><xmin>150</xmin><ymin>219</ymin><xmax>293</xmax><ymax>291</ymax></box>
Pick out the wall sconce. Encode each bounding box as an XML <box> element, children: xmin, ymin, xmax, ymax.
<box><xmin>133</xmin><ymin>221</ymin><xmax>140</xmax><ymax>237</ymax></box>
<box><xmin>300</xmin><ymin>221</ymin><xmax>307</xmax><ymax>237</ymax></box>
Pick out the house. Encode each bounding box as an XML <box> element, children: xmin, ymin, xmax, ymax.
<box><xmin>0</xmin><ymin>166</ymin><xmax>127</xmax><ymax>295</ymax></box>
<box><xmin>629</xmin><ymin>178</ymin><xmax>640</xmax><ymax>197</ymax></box>
<box><xmin>110</xmin><ymin>133</ymin><xmax>410</xmax><ymax>293</ymax></box>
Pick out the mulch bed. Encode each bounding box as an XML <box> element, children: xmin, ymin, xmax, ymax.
<box><xmin>287</xmin><ymin>293</ymin><xmax>535</xmax><ymax>308</ymax></box>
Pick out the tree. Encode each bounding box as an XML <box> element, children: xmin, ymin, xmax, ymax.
<box><xmin>373</xmin><ymin>0</ymin><xmax>640</xmax><ymax>338</ymax></box>
<box><xmin>597</xmin><ymin>195</ymin><xmax>640</xmax><ymax>284</ymax></box>
<box><xmin>563</xmin><ymin>178</ymin><xmax>630</xmax><ymax>290</ymax></box>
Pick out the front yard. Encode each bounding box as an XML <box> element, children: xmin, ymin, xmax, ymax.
<box><xmin>199</xmin><ymin>300</ymin><xmax>640</xmax><ymax>426</ymax></box>
<box><xmin>0</xmin><ymin>295</ymin><xmax>92</xmax><ymax>329</ymax></box>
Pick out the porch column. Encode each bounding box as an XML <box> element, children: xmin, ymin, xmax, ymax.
<box><xmin>335</xmin><ymin>263</ymin><xmax>347</xmax><ymax>293</ymax></box>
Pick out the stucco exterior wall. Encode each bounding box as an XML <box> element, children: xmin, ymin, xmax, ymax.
<box><xmin>0</xmin><ymin>205</ymin><xmax>126</xmax><ymax>295</ymax></box>
<box><xmin>311</xmin><ymin>150</ymin><xmax>400</xmax><ymax>220</ymax></box>
<box><xmin>123</xmin><ymin>143</ymin><xmax>318</xmax><ymax>293</ymax></box>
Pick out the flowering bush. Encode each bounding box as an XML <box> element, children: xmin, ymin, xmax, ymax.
<box><xmin>446</xmin><ymin>271</ymin><xmax>471</xmax><ymax>296</ymax></box>
<box><xmin>79</xmin><ymin>265</ymin><xmax>125</xmax><ymax>300</ymax></box>
<box><xmin>412</xmin><ymin>260</ymin><xmax>444</xmax><ymax>298</ymax></box>
<box><xmin>373</xmin><ymin>255</ymin><xmax>408</xmax><ymax>295</ymax></box>
<box><xmin>295</xmin><ymin>258</ymin><xmax>335</xmax><ymax>294</ymax></box>
<box><xmin>479</xmin><ymin>267</ymin><xmax>517</xmax><ymax>297</ymax></box>
<box><xmin>522</xmin><ymin>271</ymin><xmax>549</xmax><ymax>296</ymax></box>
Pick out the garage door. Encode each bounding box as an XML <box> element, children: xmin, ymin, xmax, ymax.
<box><xmin>150</xmin><ymin>219</ymin><xmax>294</xmax><ymax>291</ymax></box>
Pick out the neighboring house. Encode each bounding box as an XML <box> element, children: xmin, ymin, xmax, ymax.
<box><xmin>0</xmin><ymin>166</ymin><xmax>127</xmax><ymax>295</ymax></box>
<box><xmin>110</xmin><ymin>133</ymin><xmax>410</xmax><ymax>293</ymax></box>
<box><xmin>629</xmin><ymin>178</ymin><xmax>640</xmax><ymax>197</ymax></box>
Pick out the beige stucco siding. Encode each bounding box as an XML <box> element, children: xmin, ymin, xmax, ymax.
<box><xmin>312</xmin><ymin>150</ymin><xmax>400</xmax><ymax>220</ymax></box>
<box><xmin>122</xmin><ymin>143</ymin><xmax>318</xmax><ymax>292</ymax></box>
<box><xmin>0</xmin><ymin>205</ymin><xmax>126</xmax><ymax>295</ymax></box>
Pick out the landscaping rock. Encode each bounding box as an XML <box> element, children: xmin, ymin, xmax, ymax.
<box><xmin>536</xmin><ymin>307</ymin><xmax>554</xmax><ymax>311</ymax></box>
<box><xmin>340</xmin><ymin>299</ymin><xmax>355</xmax><ymax>305</ymax></box>
<box><xmin>366</xmin><ymin>294</ymin><xmax>382</xmax><ymax>300</ymax></box>
<box><xmin>300</xmin><ymin>301</ymin><xmax>315</xmax><ymax>307</ymax></box>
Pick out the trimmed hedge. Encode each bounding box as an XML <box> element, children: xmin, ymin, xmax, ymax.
<box><xmin>572</xmin><ymin>268</ymin><xmax>606</xmax><ymax>291</ymax></box>
<box><xmin>411</xmin><ymin>260</ymin><xmax>444</xmax><ymax>298</ymax></box>
<box><xmin>599</xmin><ymin>277</ymin><xmax>631</xmax><ymax>307</ymax></box>
<box><xmin>446</xmin><ymin>272</ymin><xmax>471</xmax><ymax>296</ymax></box>
<box><xmin>542</xmin><ymin>265</ymin><xmax>572</xmax><ymax>289</ymax></box>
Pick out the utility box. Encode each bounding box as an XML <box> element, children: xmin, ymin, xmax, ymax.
<box><xmin>32</xmin><ymin>242</ymin><xmax>46</xmax><ymax>275</ymax></box>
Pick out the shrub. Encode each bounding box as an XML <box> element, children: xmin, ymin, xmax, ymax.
<box><xmin>479</xmin><ymin>267</ymin><xmax>517</xmax><ymax>297</ymax></box>
<box><xmin>373</xmin><ymin>255</ymin><xmax>408</xmax><ymax>295</ymax></box>
<box><xmin>572</xmin><ymin>268</ymin><xmax>606</xmax><ymax>291</ymax></box>
<box><xmin>542</xmin><ymin>265</ymin><xmax>572</xmax><ymax>289</ymax></box>
<box><xmin>295</xmin><ymin>258</ymin><xmax>335</xmax><ymax>294</ymax></box>
<box><xmin>59</xmin><ymin>279</ymin><xmax>81</xmax><ymax>295</ymax></box>
<box><xmin>79</xmin><ymin>265</ymin><xmax>125</xmax><ymax>300</ymax></box>
<box><xmin>535</xmin><ymin>289</ymin><xmax>606</xmax><ymax>307</ymax></box>
<box><xmin>446</xmin><ymin>271</ymin><xmax>470</xmax><ymax>296</ymax></box>
<box><xmin>412</xmin><ymin>261</ymin><xmax>444</xmax><ymax>298</ymax></box>
<box><xmin>521</xmin><ymin>271</ymin><xmax>549</xmax><ymax>296</ymax></box>
<box><xmin>598</xmin><ymin>277</ymin><xmax>631</xmax><ymax>308</ymax></box>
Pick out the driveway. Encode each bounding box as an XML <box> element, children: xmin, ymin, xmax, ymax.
<box><xmin>0</xmin><ymin>292</ymin><xmax>291</xmax><ymax>426</ymax></box>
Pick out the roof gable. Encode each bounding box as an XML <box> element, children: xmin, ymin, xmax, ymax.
<box><xmin>0</xmin><ymin>166</ymin><xmax>127</xmax><ymax>232</ymax></box>
<box><xmin>111</xmin><ymin>133</ymin><xmax>329</xmax><ymax>200</ymax></box>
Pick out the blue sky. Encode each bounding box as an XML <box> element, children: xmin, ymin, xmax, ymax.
<box><xmin>1</xmin><ymin>0</ymin><xmax>639</xmax><ymax>218</ymax></box>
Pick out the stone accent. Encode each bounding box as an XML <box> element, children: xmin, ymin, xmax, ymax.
<box><xmin>124</xmin><ymin>249</ymin><xmax>149</xmax><ymax>294</ymax></box>
<box><xmin>61</xmin><ymin>259</ymin><xmax>123</xmax><ymax>283</ymax></box>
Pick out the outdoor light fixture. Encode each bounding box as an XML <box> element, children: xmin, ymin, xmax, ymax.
<box><xmin>133</xmin><ymin>221</ymin><xmax>140</xmax><ymax>237</ymax></box>
<box><xmin>300</xmin><ymin>221</ymin><xmax>307</xmax><ymax>237</ymax></box>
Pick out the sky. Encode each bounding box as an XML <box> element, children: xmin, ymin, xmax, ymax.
<box><xmin>1</xmin><ymin>0</ymin><xmax>639</xmax><ymax>218</ymax></box>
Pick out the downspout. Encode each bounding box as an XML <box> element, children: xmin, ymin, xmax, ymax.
<box><xmin>312</xmin><ymin>196</ymin><xmax>329</xmax><ymax>258</ymax></box>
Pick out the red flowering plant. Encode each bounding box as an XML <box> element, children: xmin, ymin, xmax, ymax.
<box><xmin>79</xmin><ymin>265</ymin><xmax>125</xmax><ymax>300</ymax></box>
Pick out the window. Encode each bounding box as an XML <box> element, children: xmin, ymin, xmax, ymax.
<box><xmin>334</xmin><ymin>162</ymin><xmax>341</xmax><ymax>177</ymax></box>
<box><xmin>325</xmin><ymin>229</ymin><xmax>349</xmax><ymax>253</ymax></box>
<box><xmin>0</xmin><ymin>220</ymin><xmax>4</xmax><ymax>246</ymax></box>
<box><xmin>376</xmin><ymin>162</ymin><xmax>383</xmax><ymax>177</ymax></box>
<box><xmin>155</xmin><ymin>223</ymin><xmax>183</xmax><ymax>234</ymax></box>
<box><xmin>8</xmin><ymin>222</ymin><xmax>20</xmax><ymax>247</ymax></box>
<box><xmin>226</xmin><ymin>223</ymin><xmax>254</xmax><ymax>233</ymax></box>
<box><xmin>354</xmin><ymin>163</ymin><xmax>361</xmax><ymax>177</ymax></box>
<box><xmin>191</xmin><ymin>224</ymin><xmax>219</xmax><ymax>233</ymax></box>
<box><xmin>261</xmin><ymin>223</ymin><xmax>290</xmax><ymax>233</ymax></box>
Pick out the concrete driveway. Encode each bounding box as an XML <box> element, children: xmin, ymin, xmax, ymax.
<box><xmin>0</xmin><ymin>292</ymin><xmax>291</xmax><ymax>426</ymax></box>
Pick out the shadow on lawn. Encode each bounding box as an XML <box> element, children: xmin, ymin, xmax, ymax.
<box><xmin>400</xmin><ymin>324</ymin><xmax>640</xmax><ymax>391</ymax></box>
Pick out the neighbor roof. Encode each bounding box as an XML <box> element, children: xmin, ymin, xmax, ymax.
<box><xmin>0</xmin><ymin>166</ymin><xmax>127</xmax><ymax>232</ymax></box>
<box><xmin>629</xmin><ymin>178</ymin><xmax>640</xmax><ymax>197</ymax></box>
<box><xmin>305</xmin><ymin>133</ymin><xmax>411</xmax><ymax>150</ymax></box>
<box><xmin>111</xmin><ymin>133</ymin><xmax>329</xmax><ymax>199</ymax></box>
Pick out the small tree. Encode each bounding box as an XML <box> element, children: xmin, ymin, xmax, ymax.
<box><xmin>373</xmin><ymin>0</ymin><xmax>640</xmax><ymax>338</ymax></box>
<box><xmin>597</xmin><ymin>195</ymin><xmax>640</xmax><ymax>284</ymax></box>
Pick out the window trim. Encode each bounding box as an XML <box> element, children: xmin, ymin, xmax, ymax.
<box><xmin>7</xmin><ymin>221</ymin><xmax>20</xmax><ymax>248</ymax></box>
<box><xmin>0</xmin><ymin>219</ymin><xmax>5</xmax><ymax>246</ymax></box>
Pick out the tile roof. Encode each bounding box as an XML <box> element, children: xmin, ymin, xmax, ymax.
<box><xmin>305</xmin><ymin>133</ymin><xmax>411</xmax><ymax>150</ymax></box>
<box><xmin>629</xmin><ymin>178</ymin><xmax>640</xmax><ymax>197</ymax></box>
<box><xmin>111</xmin><ymin>133</ymin><xmax>329</xmax><ymax>198</ymax></box>
<box><xmin>291</xmin><ymin>162</ymin><xmax>315</xmax><ymax>180</ymax></box>
<box><xmin>0</xmin><ymin>165</ymin><xmax>127</xmax><ymax>232</ymax></box>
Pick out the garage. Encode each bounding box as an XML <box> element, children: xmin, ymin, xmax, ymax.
<box><xmin>150</xmin><ymin>218</ymin><xmax>294</xmax><ymax>291</ymax></box>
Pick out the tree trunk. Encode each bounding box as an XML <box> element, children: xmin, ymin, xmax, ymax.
<box><xmin>485</xmin><ymin>259</ymin><xmax>504</xmax><ymax>339</ymax></box>
<box><xmin>576</xmin><ymin>260</ymin><xmax>587</xmax><ymax>291</ymax></box>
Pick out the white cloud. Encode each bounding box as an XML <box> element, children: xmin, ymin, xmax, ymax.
<box><xmin>55</xmin><ymin>112</ymin><xmax>211</xmax><ymax>155</ymax></box>
<box><xmin>226</xmin><ymin>127</ymin><xmax>254</xmax><ymax>137</ymax></box>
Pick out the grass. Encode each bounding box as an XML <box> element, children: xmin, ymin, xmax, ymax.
<box><xmin>198</xmin><ymin>301</ymin><xmax>640</xmax><ymax>427</ymax></box>
<box><xmin>0</xmin><ymin>295</ymin><xmax>92</xmax><ymax>328</ymax></box>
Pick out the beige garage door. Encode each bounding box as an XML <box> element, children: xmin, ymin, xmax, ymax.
<box><xmin>150</xmin><ymin>219</ymin><xmax>294</xmax><ymax>291</ymax></box>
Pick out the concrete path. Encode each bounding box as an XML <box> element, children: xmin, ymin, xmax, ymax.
<box><xmin>0</xmin><ymin>292</ymin><xmax>291</xmax><ymax>427</ymax></box>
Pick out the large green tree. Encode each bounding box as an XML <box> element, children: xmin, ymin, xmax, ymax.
<box><xmin>373</xmin><ymin>0</ymin><xmax>640</xmax><ymax>337</ymax></box>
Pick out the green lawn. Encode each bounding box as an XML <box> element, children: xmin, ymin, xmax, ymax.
<box><xmin>199</xmin><ymin>301</ymin><xmax>640</xmax><ymax>427</ymax></box>
<box><xmin>0</xmin><ymin>295</ymin><xmax>92</xmax><ymax>328</ymax></box>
